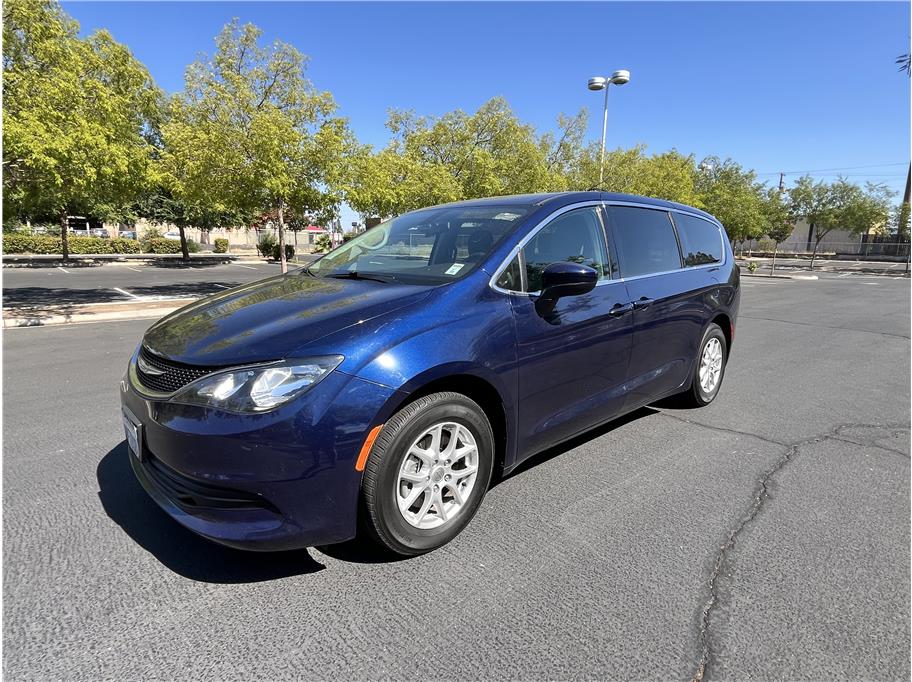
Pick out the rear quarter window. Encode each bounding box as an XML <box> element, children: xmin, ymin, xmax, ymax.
<box><xmin>675</xmin><ymin>213</ymin><xmax>724</xmax><ymax>266</ymax></box>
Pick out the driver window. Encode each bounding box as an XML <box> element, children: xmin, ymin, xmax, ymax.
<box><xmin>522</xmin><ymin>207</ymin><xmax>610</xmax><ymax>293</ymax></box>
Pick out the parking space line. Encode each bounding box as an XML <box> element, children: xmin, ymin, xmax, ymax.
<box><xmin>123</xmin><ymin>265</ymin><xmax>143</xmax><ymax>272</ymax></box>
<box><xmin>56</xmin><ymin>266</ymin><xmax>69</xmax><ymax>274</ymax></box>
<box><xmin>213</xmin><ymin>284</ymin><xmax>230</xmax><ymax>289</ymax></box>
<box><xmin>231</xmin><ymin>263</ymin><xmax>257</xmax><ymax>270</ymax></box>
<box><xmin>112</xmin><ymin>287</ymin><xmax>142</xmax><ymax>300</ymax></box>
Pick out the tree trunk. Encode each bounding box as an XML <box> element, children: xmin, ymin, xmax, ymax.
<box><xmin>277</xmin><ymin>201</ymin><xmax>288</xmax><ymax>274</ymax></box>
<box><xmin>59</xmin><ymin>211</ymin><xmax>69</xmax><ymax>261</ymax></box>
<box><xmin>770</xmin><ymin>244</ymin><xmax>778</xmax><ymax>276</ymax></box>
<box><xmin>178</xmin><ymin>225</ymin><xmax>190</xmax><ymax>262</ymax></box>
<box><xmin>810</xmin><ymin>239</ymin><xmax>820</xmax><ymax>271</ymax></box>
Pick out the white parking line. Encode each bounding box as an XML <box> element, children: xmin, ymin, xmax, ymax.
<box><xmin>56</xmin><ymin>266</ymin><xmax>69</xmax><ymax>274</ymax></box>
<box><xmin>213</xmin><ymin>284</ymin><xmax>230</xmax><ymax>289</ymax></box>
<box><xmin>232</xmin><ymin>263</ymin><xmax>257</xmax><ymax>270</ymax></box>
<box><xmin>123</xmin><ymin>265</ymin><xmax>143</xmax><ymax>272</ymax></box>
<box><xmin>112</xmin><ymin>287</ymin><xmax>142</xmax><ymax>300</ymax></box>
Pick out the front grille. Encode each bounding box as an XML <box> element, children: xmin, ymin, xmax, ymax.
<box><xmin>136</xmin><ymin>346</ymin><xmax>223</xmax><ymax>394</ymax></box>
<box><xmin>144</xmin><ymin>454</ymin><xmax>277</xmax><ymax>512</ymax></box>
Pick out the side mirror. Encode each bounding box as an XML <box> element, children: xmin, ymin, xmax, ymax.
<box><xmin>535</xmin><ymin>262</ymin><xmax>598</xmax><ymax>316</ymax></box>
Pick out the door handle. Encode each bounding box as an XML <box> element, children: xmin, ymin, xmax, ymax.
<box><xmin>633</xmin><ymin>297</ymin><xmax>654</xmax><ymax>310</ymax></box>
<box><xmin>609</xmin><ymin>302</ymin><xmax>634</xmax><ymax>317</ymax></box>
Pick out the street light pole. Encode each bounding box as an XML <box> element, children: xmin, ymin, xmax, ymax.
<box><xmin>599</xmin><ymin>85</ymin><xmax>609</xmax><ymax>185</ymax></box>
<box><xmin>588</xmin><ymin>69</ymin><xmax>630</xmax><ymax>188</ymax></box>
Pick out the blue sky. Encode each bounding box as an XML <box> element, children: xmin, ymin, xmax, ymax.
<box><xmin>64</xmin><ymin>1</ymin><xmax>911</xmax><ymax>225</ymax></box>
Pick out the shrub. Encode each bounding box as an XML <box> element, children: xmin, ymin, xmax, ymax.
<box><xmin>747</xmin><ymin>261</ymin><xmax>759</xmax><ymax>273</ymax></box>
<box><xmin>1</xmin><ymin>234</ymin><xmax>136</xmax><ymax>254</ymax></box>
<box><xmin>186</xmin><ymin>239</ymin><xmax>200</xmax><ymax>254</ymax></box>
<box><xmin>111</xmin><ymin>238</ymin><xmax>141</xmax><ymax>254</ymax></box>
<box><xmin>314</xmin><ymin>234</ymin><xmax>332</xmax><ymax>253</ymax></box>
<box><xmin>256</xmin><ymin>233</ymin><xmax>277</xmax><ymax>257</ymax></box>
<box><xmin>272</xmin><ymin>243</ymin><xmax>294</xmax><ymax>261</ymax></box>
<box><xmin>3</xmin><ymin>234</ymin><xmax>38</xmax><ymax>253</ymax></box>
<box><xmin>68</xmin><ymin>237</ymin><xmax>115</xmax><ymax>254</ymax></box>
<box><xmin>342</xmin><ymin>230</ymin><xmax>358</xmax><ymax>243</ymax></box>
<box><xmin>145</xmin><ymin>238</ymin><xmax>183</xmax><ymax>254</ymax></box>
<box><xmin>214</xmin><ymin>238</ymin><xmax>229</xmax><ymax>253</ymax></box>
<box><xmin>140</xmin><ymin>227</ymin><xmax>164</xmax><ymax>252</ymax></box>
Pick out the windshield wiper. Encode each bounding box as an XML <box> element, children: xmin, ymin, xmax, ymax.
<box><xmin>324</xmin><ymin>271</ymin><xmax>395</xmax><ymax>284</ymax></box>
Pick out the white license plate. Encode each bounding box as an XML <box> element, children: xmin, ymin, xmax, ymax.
<box><xmin>123</xmin><ymin>409</ymin><xmax>142</xmax><ymax>461</ymax></box>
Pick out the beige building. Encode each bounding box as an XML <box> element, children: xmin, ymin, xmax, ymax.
<box><xmin>108</xmin><ymin>219</ymin><xmax>330</xmax><ymax>253</ymax></box>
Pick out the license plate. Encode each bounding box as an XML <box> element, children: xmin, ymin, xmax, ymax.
<box><xmin>123</xmin><ymin>408</ymin><xmax>142</xmax><ymax>461</ymax></box>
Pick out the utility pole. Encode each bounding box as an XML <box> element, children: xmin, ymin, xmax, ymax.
<box><xmin>903</xmin><ymin>163</ymin><xmax>910</xmax><ymax>273</ymax></box>
<box><xmin>778</xmin><ymin>172</ymin><xmax>785</xmax><ymax>192</ymax></box>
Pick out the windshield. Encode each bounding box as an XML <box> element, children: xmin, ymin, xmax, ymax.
<box><xmin>307</xmin><ymin>205</ymin><xmax>530</xmax><ymax>285</ymax></box>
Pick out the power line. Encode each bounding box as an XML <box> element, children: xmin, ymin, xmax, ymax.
<box><xmin>757</xmin><ymin>162</ymin><xmax>908</xmax><ymax>176</ymax></box>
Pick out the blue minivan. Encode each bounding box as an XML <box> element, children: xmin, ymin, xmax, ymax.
<box><xmin>121</xmin><ymin>192</ymin><xmax>740</xmax><ymax>556</ymax></box>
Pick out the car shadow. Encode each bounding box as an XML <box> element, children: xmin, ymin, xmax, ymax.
<box><xmin>96</xmin><ymin>442</ymin><xmax>325</xmax><ymax>583</ymax></box>
<box><xmin>321</xmin><ymin>407</ymin><xmax>662</xmax><ymax>566</ymax></box>
<box><xmin>495</xmin><ymin>406</ymin><xmax>659</xmax><ymax>484</ymax></box>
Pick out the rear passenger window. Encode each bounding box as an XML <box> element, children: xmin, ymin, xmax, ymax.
<box><xmin>607</xmin><ymin>207</ymin><xmax>681</xmax><ymax>278</ymax></box>
<box><xmin>675</xmin><ymin>213</ymin><xmax>723</xmax><ymax>266</ymax></box>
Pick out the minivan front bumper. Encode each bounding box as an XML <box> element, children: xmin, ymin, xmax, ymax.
<box><xmin>120</xmin><ymin>362</ymin><xmax>400</xmax><ymax>551</ymax></box>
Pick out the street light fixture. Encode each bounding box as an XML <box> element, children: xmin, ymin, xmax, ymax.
<box><xmin>588</xmin><ymin>69</ymin><xmax>630</xmax><ymax>186</ymax></box>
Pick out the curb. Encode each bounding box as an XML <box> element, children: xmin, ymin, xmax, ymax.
<box><xmin>3</xmin><ymin>298</ymin><xmax>196</xmax><ymax>328</ymax></box>
<box><xmin>740</xmin><ymin>269</ymin><xmax>818</xmax><ymax>281</ymax></box>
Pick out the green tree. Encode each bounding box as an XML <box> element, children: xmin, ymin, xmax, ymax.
<box><xmin>2</xmin><ymin>0</ymin><xmax>162</xmax><ymax>259</ymax></box>
<box><xmin>134</xmin><ymin>187</ymin><xmax>250</xmax><ymax>259</ymax></box>
<box><xmin>569</xmin><ymin>145</ymin><xmax>700</xmax><ymax>206</ymax></box>
<box><xmin>695</xmin><ymin>157</ymin><xmax>766</xmax><ymax>246</ymax></box>
<box><xmin>345</xmin><ymin>147</ymin><xmax>461</xmax><ymax>218</ymax></box>
<box><xmin>160</xmin><ymin>19</ymin><xmax>348</xmax><ymax>273</ymax></box>
<box><xmin>789</xmin><ymin>176</ymin><xmax>893</xmax><ymax>269</ymax></box>
<box><xmin>894</xmin><ymin>201</ymin><xmax>910</xmax><ymax>241</ymax></box>
<box><xmin>761</xmin><ymin>188</ymin><xmax>793</xmax><ymax>275</ymax></box>
<box><xmin>345</xmin><ymin>98</ymin><xmax>579</xmax><ymax>219</ymax></box>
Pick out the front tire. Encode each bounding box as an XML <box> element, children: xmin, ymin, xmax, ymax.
<box><xmin>680</xmin><ymin>323</ymin><xmax>728</xmax><ymax>407</ymax></box>
<box><xmin>361</xmin><ymin>392</ymin><xmax>494</xmax><ymax>556</ymax></box>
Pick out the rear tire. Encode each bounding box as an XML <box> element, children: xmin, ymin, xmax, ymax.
<box><xmin>679</xmin><ymin>323</ymin><xmax>727</xmax><ymax>407</ymax></box>
<box><xmin>360</xmin><ymin>392</ymin><xmax>494</xmax><ymax>556</ymax></box>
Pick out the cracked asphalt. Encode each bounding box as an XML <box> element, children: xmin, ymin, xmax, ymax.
<box><xmin>3</xmin><ymin>274</ymin><xmax>909</xmax><ymax>680</ymax></box>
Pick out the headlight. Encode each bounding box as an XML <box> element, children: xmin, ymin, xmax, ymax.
<box><xmin>170</xmin><ymin>356</ymin><xmax>343</xmax><ymax>413</ymax></box>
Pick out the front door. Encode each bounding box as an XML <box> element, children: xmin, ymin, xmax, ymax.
<box><xmin>497</xmin><ymin>205</ymin><xmax>634</xmax><ymax>461</ymax></box>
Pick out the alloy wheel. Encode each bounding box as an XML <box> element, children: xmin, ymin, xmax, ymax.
<box><xmin>395</xmin><ymin>422</ymin><xmax>479</xmax><ymax>529</ymax></box>
<box><xmin>699</xmin><ymin>337</ymin><xmax>724</xmax><ymax>394</ymax></box>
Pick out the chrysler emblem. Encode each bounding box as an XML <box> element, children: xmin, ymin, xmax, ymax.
<box><xmin>137</xmin><ymin>355</ymin><xmax>166</xmax><ymax>376</ymax></box>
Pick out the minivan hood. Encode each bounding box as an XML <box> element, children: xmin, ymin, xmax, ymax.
<box><xmin>142</xmin><ymin>274</ymin><xmax>434</xmax><ymax>366</ymax></box>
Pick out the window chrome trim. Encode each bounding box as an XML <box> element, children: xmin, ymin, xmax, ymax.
<box><xmin>669</xmin><ymin>210</ymin><xmax>728</xmax><ymax>272</ymax></box>
<box><xmin>488</xmin><ymin>199</ymin><xmax>727</xmax><ymax>296</ymax></box>
<box><xmin>488</xmin><ymin>200</ymin><xmax>608</xmax><ymax>296</ymax></box>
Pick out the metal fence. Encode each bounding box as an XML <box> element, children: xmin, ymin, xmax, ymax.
<box><xmin>737</xmin><ymin>240</ymin><xmax>910</xmax><ymax>259</ymax></box>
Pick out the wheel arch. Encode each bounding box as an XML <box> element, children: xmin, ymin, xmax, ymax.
<box><xmin>379</xmin><ymin>369</ymin><xmax>512</xmax><ymax>479</ymax></box>
<box><xmin>710</xmin><ymin>312</ymin><xmax>733</xmax><ymax>351</ymax></box>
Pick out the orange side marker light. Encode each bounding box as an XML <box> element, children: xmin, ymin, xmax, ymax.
<box><xmin>355</xmin><ymin>424</ymin><xmax>384</xmax><ymax>472</ymax></box>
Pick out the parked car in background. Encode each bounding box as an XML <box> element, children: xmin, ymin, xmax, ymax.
<box><xmin>119</xmin><ymin>230</ymin><xmax>137</xmax><ymax>240</ymax></box>
<box><xmin>89</xmin><ymin>228</ymin><xmax>110</xmax><ymax>238</ymax></box>
<box><xmin>121</xmin><ymin>191</ymin><xmax>740</xmax><ymax>557</ymax></box>
<box><xmin>163</xmin><ymin>230</ymin><xmax>182</xmax><ymax>241</ymax></box>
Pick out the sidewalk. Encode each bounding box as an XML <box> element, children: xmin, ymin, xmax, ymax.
<box><xmin>3</xmin><ymin>297</ymin><xmax>195</xmax><ymax>328</ymax></box>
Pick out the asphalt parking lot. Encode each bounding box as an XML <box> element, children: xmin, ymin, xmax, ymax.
<box><xmin>3</xmin><ymin>275</ymin><xmax>910</xmax><ymax>680</ymax></box>
<box><xmin>1</xmin><ymin>261</ymin><xmax>292</xmax><ymax>310</ymax></box>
